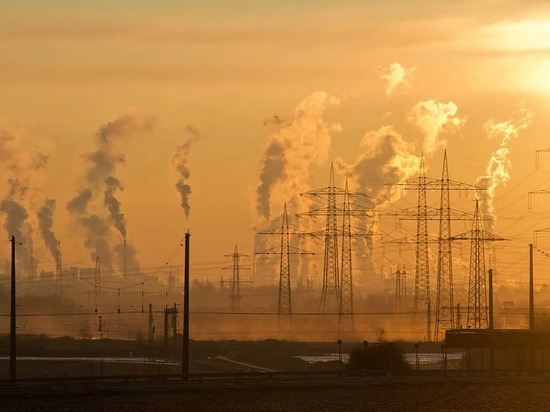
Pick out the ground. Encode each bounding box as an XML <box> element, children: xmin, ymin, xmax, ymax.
<box><xmin>3</xmin><ymin>377</ymin><xmax>550</xmax><ymax>411</ymax></box>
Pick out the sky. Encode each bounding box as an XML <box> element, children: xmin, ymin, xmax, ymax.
<box><xmin>1</xmin><ymin>0</ymin><xmax>550</xmax><ymax>291</ymax></box>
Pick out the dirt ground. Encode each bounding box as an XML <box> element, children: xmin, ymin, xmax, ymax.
<box><xmin>3</xmin><ymin>377</ymin><xmax>550</xmax><ymax>411</ymax></box>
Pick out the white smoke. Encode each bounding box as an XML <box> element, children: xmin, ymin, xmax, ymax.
<box><xmin>475</xmin><ymin>107</ymin><xmax>533</xmax><ymax>230</ymax></box>
<box><xmin>256</xmin><ymin>91</ymin><xmax>341</xmax><ymax>224</ymax></box>
<box><xmin>408</xmin><ymin>100</ymin><xmax>465</xmax><ymax>155</ymax></box>
<box><xmin>380</xmin><ymin>62</ymin><xmax>417</xmax><ymax>96</ymax></box>
<box><xmin>337</xmin><ymin>125</ymin><xmax>419</xmax><ymax>209</ymax></box>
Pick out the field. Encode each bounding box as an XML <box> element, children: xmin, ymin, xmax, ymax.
<box><xmin>3</xmin><ymin>377</ymin><xmax>550</xmax><ymax>411</ymax></box>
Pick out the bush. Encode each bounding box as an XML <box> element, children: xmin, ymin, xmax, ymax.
<box><xmin>346</xmin><ymin>342</ymin><xmax>410</xmax><ymax>370</ymax></box>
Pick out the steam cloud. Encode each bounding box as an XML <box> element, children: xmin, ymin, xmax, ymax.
<box><xmin>256</xmin><ymin>91</ymin><xmax>342</xmax><ymax>223</ymax></box>
<box><xmin>337</xmin><ymin>125</ymin><xmax>420</xmax><ymax>208</ymax></box>
<box><xmin>67</xmin><ymin>113</ymin><xmax>152</xmax><ymax>271</ymax></box>
<box><xmin>475</xmin><ymin>107</ymin><xmax>533</xmax><ymax>230</ymax></box>
<box><xmin>0</xmin><ymin>127</ymin><xmax>48</xmax><ymax>276</ymax></box>
<box><xmin>408</xmin><ymin>100</ymin><xmax>465</xmax><ymax>155</ymax></box>
<box><xmin>380</xmin><ymin>62</ymin><xmax>417</xmax><ymax>96</ymax></box>
<box><xmin>171</xmin><ymin>126</ymin><xmax>200</xmax><ymax>220</ymax></box>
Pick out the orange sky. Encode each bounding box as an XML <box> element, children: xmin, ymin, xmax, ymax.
<box><xmin>1</xmin><ymin>1</ymin><xmax>550</xmax><ymax>291</ymax></box>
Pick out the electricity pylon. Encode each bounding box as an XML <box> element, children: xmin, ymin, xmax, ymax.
<box><xmin>94</xmin><ymin>254</ymin><xmax>101</xmax><ymax>314</ymax></box>
<box><xmin>434</xmin><ymin>151</ymin><xmax>453</xmax><ymax>341</ymax></box>
<box><xmin>223</xmin><ymin>245</ymin><xmax>250</xmax><ymax>312</ymax></box>
<box><xmin>339</xmin><ymin>181</ymin><xmax>353</xmax><ymax>331</ymax></box>
<box><xmin>393</xmin><ymin>265</ymin><xmax>407</xmax><ymax>310</ymax></box>
<box><xmin>56</xmin><ymin>240</ymin><xmax>62</xmax><ymax>297</ymax></box>
<box><xmin>386</xmin><ymin>151</ymin><xmax>483</xmax><ymax>341</ymax></box>
<box><xmin>299</xmin><ymin>166</ymin><xmax>370</xmax><ymax>313</ymax></box>
<box><xmin>451</xmin><ymin>200</ymin><xmax>505</xmax><ymax>329</ymax></box>
<box><xmin>256</xmin><ymin>203</ymin><xmax>314</xmax><ymax>317</ymax></box>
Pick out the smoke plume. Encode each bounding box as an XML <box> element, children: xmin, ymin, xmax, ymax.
<box><xmin>37</xmin><ymin>198</ymin><xmax>59</xmax><ymax>261</ymax></box>
<box><xmin>338</xmin><ymin>125</ymin><xmax>419</xmax><ymax>208</ymax></box>
<box><xmin>0</xmin><ymin>126</ymin><xmax>48</xmax><ymax>276</ymax></box>
<box><xmin>380</xmin><ymin>62</ymin><xmax>417</xmax><ymax>96</ymax></box>
<box><xmin>171</xmin><ymin>126</ymin><xmax>200</xmax><ymax>220</ymax></box>
<box><xmin>104</xmin><ymin>176</ymin><xmax>126</xmax><ymax>238</ymax></box>
<box><xmin>0</xmin><ymin>199</ymin><xmax>28</xmax><ymax>242</ymax></box>
<box><xmin>256</xmin><ymin>91</ymin><xmax>341</xmax><ymax>223</ymax></box>
<box><xmin>408</xmin><ymin>100</ymin><xmax>465</xmax><ymax>155</ymax></box>
<box><xmin>67</xmin><ymin>112</ymin><xmax>153</xmax><ymax>271</ymax></box>
<box><xmin>475</xmin><ymin>107</ymin><xmax>533</xmax><ymax>230</ymax></box>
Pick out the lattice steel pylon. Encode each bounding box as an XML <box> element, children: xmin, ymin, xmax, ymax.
<box><xmin>339</xmin><ymin>181</ymin><xmax>353</xmax><ymax>331</ymax></box>
<box><xmin>94</xmin><ymin>254</ymin><xmax>100</xmax><ymax>314</ymax></box>
<box><xmin>257</xmin><ymin>204</ymin><xmax>315</xmax><ymax>317</ymax></box>
<box><xmin>321</xmin><ymin>165</ymin><xmax>340</xmax><ymax>312</ymax></box>
<box><xmin>434</xmin><ymin>151</ymin><xmax>454</xmax><ymax>340</ymax></box>
<box><xmin>451</xmin><ymin>200</ymin><xmax>505</xmax><ymax>329</ymax></box>
<box><xmin>224</xmin><ymin>245</ymin><xmax>250</xmax><ymax>312</ymax></box>
<box><xmin>386</xmin><ymin>151</ymin><xmax>483</xmax><ymax>341</ymax></box>
<box><xmin>279</xmin><ymin>204</ymin><xmax>291</xmax><ymax>316</ymax></box>
<box><xmin>299</xmin><ymin>165</ymin><xmax>370</xmax><ymax>313</ymax></box>
<box><xmin>394</xmin><ymin>265</ymin><xmax>407</xmax><ymax>310</ymax></box>
<box><xmin>56</xmin><ymin>240</ymin><xmax>62</xmax><ymax>297</ymax></box>
<box><xmin>414</xmin><ymin>155</ymin><xmax>431</xmax><ymax>339</ymax></box>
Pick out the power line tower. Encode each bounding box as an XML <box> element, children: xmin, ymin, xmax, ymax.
<box><xmin>223</xmin><ymin>245</ymin><xmax>250</xmax><ymax>312</ymax></box>
<box><xmin>299</xmin><ymin>166</ymin><xmax>370</xmax><ymax>313</ymax></box>
<box><xmin>148</xmin><ymin>303</ymin><xmax>154</xmax><ymax>344</ymax></box>
<box><xmin>56</xmin><ymin>240</ymin><xmax>62</xmax><ymax>297</ymax></box>
<box><xmin>451</xmin><ymin>200</ymin><xmax>505</xmax><ymax>328</ymax></box>
<box><xmin>535</xmin><ymin>147</ymin><xmax>550</xmax><ymax>168</ymax></box>
<box><xmin>414</xmin><ymin>155</ymin><xmax>431</xmax><ymax>339</ymax></box>
<box><xmin>339</xmin><ymin>181</ymin><xmax>354</xmax><ymax>331</ymax></box>
<box><xmin>320</xmin><ymin>165</ymin><xmax>339</xmax><ymax>312</ymax></box>
<box><xmin>434</xmin><ymin>151</ymin><xmax>453</xmax><ymax>340</ymax></box>
<box><xmin>386</xmin><ymin>151</ymin><xmax>482</xmax><ymax>341</ymax></box>
<box><xmin>394</xmin><ymin>265</ymin><xmax>407</xmax><ymax>310</ymax></box>
<box><xmin>257</xmin><ymin>204</ymin><xmax>314</xmax><ymax>317</ymax></box>
<box><xmin>94</xmin><ymin>254</ymin><xmax>101</xmax><ymax>314</ymax></box>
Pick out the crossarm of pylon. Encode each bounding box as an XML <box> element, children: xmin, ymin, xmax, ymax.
<box><xmin>300</xmin><ymin>186</ymin><xmax>370</xmax><ymax>199</ymax></box>
<box><xmin>258</xmin><ymin>226</ymin><xmax>302</xmax><ymax>235</ymax></box>
<box><xmin>536</xmin><ymin>148</ymin><xmax>550</xmax><ymax>168</ymax></box>
<box><xmin>383</xmin><ymin>233</ymin><xmax>440</xmax><ymax>244</ymax></box>
<box><xmin>534</xmin><ymin>227</ymin><xmax>550</xmax><ymax>246</ymax></box>
<box><xmin>528</xmin><ymin>189</ymin><xmax>550</xmax><ymax>209</ymax></box>
<box><xmin>222</xmin><ymin>266</ymin><xmax>251</xmax><ymax>270</ymax></box>
<box><xmin>404</xmin><ymin>178</ymin><xmax>485</xmax><ymax>191</ymax></box>
<box><xmin>255</xmin><ymin>246</ymin><xmax>315</xmax><ymax>255</ymax></box>
<box><xmin>297</xmin><ymin>205</ymin><xmax>373</xmax><ymax>218</ymax></box>
<box><xmin>449</xmin><ymin>230</ymin><xmax>507</xmax><ymax>242</ymax></box>
<box><xmin>385</xmin><ymin>206</ymin><xmax>488</xmax><ymax>222</ymax></box>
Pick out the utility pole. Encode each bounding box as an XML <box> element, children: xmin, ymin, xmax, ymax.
<box><xmin>10</xmin><ymin>235</ymin><xmax>16</xmax><ymax>386</ymax></box>
<box><xmin>182</xmin><ymin>232</ymin><xmax>190</xmax><ymax>380</ymax></box>
<box><xmin>529</xmin><ymin>243</ymin><xmax>534</xmax><ymax>330</ymax></box>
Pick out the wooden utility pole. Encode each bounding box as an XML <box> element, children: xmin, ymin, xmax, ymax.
<box><xmin>529</xmin><ymin>243</ymin><xmax>534</xmax><ymax>330</ymax></box>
